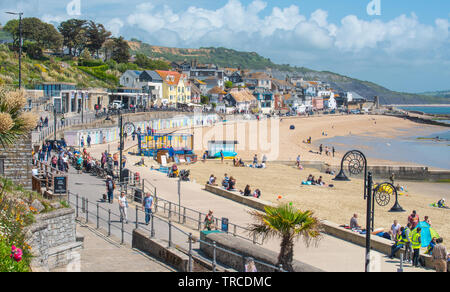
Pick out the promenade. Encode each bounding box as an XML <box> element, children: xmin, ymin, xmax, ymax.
<box><xmin>68</xmin><ymin>139</ymin><xmax>433</xmax><ymax>272</ymax></box>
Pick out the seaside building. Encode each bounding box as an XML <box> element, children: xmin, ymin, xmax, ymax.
<box><xmin>223</xmin><ymin>89</ymin><xmax>257</xmax><ymax>113</ymax></box>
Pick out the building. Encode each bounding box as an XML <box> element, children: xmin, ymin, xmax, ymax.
<box><xmin>155</xmin><ymin>70</ymin><xmax>191</xmax><ymax>106</ymax></box>
<box><xmin>253</xmin><ymin>88</ymin><xmax>274</xmax><ymax>114</ymax></box>
<box><xmin>207</xmin><ymin>86</ymin><xmax>227</xmax><ymax>104</ymax></box>
<box><xmin>138</xmin><ymin>70</ymin><xmax>164</xmax><ymax>105</ymax></box>
<box><xmin>119</xmin><ymin>70</ymin><xmax>142</xmax><ymax>88</ymax></box>
<box><xmin>312</xmin><ymin>97</ymin><xmax>324</xmax><ymax>110</ymax></box>
<box><xmin>223</xmin><ymin>89</ymin><xmax>257</xmax><ymax>113</ymax></box>
<box><xmin>243</xmin><ymin>72</ymin><xmax>272</xmax><ymax>90</ymax></box>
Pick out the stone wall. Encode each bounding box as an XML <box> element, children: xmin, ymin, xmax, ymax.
<box><xmin>0</xmin><ymin>133</ymin><xmax>33</xmax><ymax>189</ymax></box>
<box><xmin>200</xmin><ymin>231</ymin><xmax>324</xmax><ymax>272</ymax></box>
<box><xmin>25</xmin><ymin>208</ymin><xmax>82</xmax><ymax>271</ymax></box>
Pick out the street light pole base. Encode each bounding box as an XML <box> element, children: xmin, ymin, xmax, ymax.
<box><xmin>389</xmin><ymin>202</ymin><xmax>405</xmax><ymax>212</ymax></box>
<box><xmin>333</xmin><ymin>169</ymin><xmax>350</xmax><ymax>181</ymax></box>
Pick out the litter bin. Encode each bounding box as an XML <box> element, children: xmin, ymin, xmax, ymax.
<box><xmin>134</xmin><ymin>189</ymin><xmax>143</xmax><ymax>203</ymax></box>
<box><xmin>121</xmin><ymin>168</ymin><xmax>130</xmax><ymax>184</ymax></box>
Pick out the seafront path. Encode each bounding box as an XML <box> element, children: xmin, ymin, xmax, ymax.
<box><xmin>67</xmin><ymin>140</ymin><xmax>433</xmax><ymax>272</ymax></box>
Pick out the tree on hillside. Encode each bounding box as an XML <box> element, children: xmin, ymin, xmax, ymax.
<box><xmin>58</xmin><ymin>19</ymin><xmax>87</xmax><ymax>56</ymax></box>
<box><xmin>135</xmin><ymin>53</ymin><xmax>170</xmax><ymax>70</ymax></box>
<box><xmin>248</xmin><ymin>203</ymin><xmax>322</xmax><ymax>272</ymax></box>
<box><xmin>110</xmin><ymin>36</ymin><xmax>130</xmax><ymax>64</ymax></box>
<box><xmin>3</xmin><ymin>18</ymin><xmax>62</xmax><ymax>56</ymax></box>
<box><xmin>85</xmin><ymin>21</ymin><xmax>111</xmax><ymax>58</ymax></box>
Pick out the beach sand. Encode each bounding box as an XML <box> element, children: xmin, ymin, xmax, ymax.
<box><xmin>173</xmin><ymin>114</ymin><xmax>446</xmax><ymax>167</ymax></box>
<box><xmin>84</xmin><ymin>113</ymin><xmax>450</xmax><ymax>248</ymax></box>
<box><xmin>181</xmin><ymin>160</ymin><xmax>450</xmax><ymax>249</ymax></box>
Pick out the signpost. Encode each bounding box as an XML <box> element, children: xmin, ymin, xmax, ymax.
<box><xmin>221</xmin><ymin>217</ymin><xmax>229</xmax><ymax>232</ymax></box>
<box><xmin>53</xmin><ymin>176</ymin><xmax>68</xmax><ymax>194</ymax></box>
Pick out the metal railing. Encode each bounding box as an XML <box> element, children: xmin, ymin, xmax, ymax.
<box><xmin>67</xmin><ymin>192</ymin><xmax>285</xmax><ymax>272</ymax></box>
<box><xmin>116</xmin><ymin>169</ymin><xmax>263</xmax><ymax>245</ymax></box>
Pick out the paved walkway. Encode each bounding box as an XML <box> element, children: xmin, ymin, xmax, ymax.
<box><xmin>51</xmin><ymin>223</ymin><xmax>173</xmax><ymax>272</ymax></box>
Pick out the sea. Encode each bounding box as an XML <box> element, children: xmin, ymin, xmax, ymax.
<box><xmin>317</xmin><ymin>129</ymin><xmax>450</xmax><ymax>170</ymax></box>
<box><xmin>397</xmin><ymin>106</ymin><xmax>450</xmax><ymax>124</ymax></box>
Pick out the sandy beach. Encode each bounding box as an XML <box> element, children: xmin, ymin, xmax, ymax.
<box><xmin>83</xmin><ymin>113</ymin><xmax>450</xmax><ymax>249</ymax></box>
<box><xmin>173</xmin><ymin>114</ymin><xmax>447</xmax><ymax>167</ymax></box>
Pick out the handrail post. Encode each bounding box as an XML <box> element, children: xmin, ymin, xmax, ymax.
<box><xmin>121</xmin><ymin>217</ymin><xmax>124</xmax><ymax>244</ymax></box>
<box><xmin>76</xmin><ymin>194</ymin><xmax>79</xmax><ymax>218</ymax></box>
<box><xmin>108</xmin><ymin>209</ymin><xmax>111</xmax><ymax>236</ymax></box>
<box><xmin>86</xmin><ymin>198</ymin><xmax>89</xmax><ymax>224</ymax></box>
<box><xmin>212</xmin><ymin>241</ymin><xmax>217</xmax><ymax>272</ymax></box>
<box><xmin>168</xmin><ymin>220</ymin><xmax>172</xmax><ymax>248</ymax></box>
<box><xmin>135</xmin><ymin>205</ymin><xmax>139</xmax><ymax>229</ymax></box>
<box><xmin>96</xmin><ymin>203</ymin><xmax>99</xmax><ymax>229</ymax></box>
<box><xmin>168</xmin><ymin>202</ymin><xmax>172</xmax><ymax>219</ymax></box>
<box><xmin>183</xmin><ymin>207</ymin><xmax>186</xmax><ymax>224</ymax></box>
<box><xmin>198</xmin><ymin>213</ymin><xmax>202</xmax><ymax>230</ymax></box>
<box><xmin>188</xmin><ymin>233</ymin><xmax>193</xmax><ymax>272</ymax></box>
<box><xmin>150</xmin><ymin>212</ymin><xmax>155</xmax><ymax>237</ymax></box>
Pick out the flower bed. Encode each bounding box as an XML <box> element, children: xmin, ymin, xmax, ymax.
<box><xmin>0</xmin><ymin>176</ymin><xmax>68</xmax><ymax>272</ymax></box>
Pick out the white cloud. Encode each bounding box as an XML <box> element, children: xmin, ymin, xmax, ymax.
<box><xmin>106</xmin><ymin>18</ymin><xmax>124</xmax><ymax>37</ymax></box>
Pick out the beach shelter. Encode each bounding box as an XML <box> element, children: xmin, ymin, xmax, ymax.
<box><xmin>415</xmin><ymin>221</ymin><xmax>440</xmax><ymax>248</ymax></box>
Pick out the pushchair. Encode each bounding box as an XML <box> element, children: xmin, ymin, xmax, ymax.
<box><xmin>179</xmin><ymin>169</ymin><xmax>190</xmax><ymax>181</ymax></box>
<box><xmin>168</xmin><ymin>167</ymin><xmax>179</xmax><ymax>178</ymax></box>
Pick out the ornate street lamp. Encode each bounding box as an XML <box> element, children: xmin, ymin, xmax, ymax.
<box><xmin>333</xmin><ymin>150</ymin><xmax>405</xmax><ymax>272</ymax></box>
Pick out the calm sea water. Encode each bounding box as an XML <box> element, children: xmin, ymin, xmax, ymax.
<box><xmin>318</xmin><ymin>129</ymin><xmax>450</xmax><ymax>170</ymax></box>
<box><xmin>398</xmin><ymin>106</ymin><xmax>450</xmax><ymax>115</ymax></box>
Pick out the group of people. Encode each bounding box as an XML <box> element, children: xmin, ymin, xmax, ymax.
<box><xmin>240</xmin><ymin>185</ymin><xmax>261</xmax><ymax>198</ymax></box>
<box><xmin>319</xmin><ymin>144</ymin><xmax>335</xmax><ymax>157</ymax></box>
<box><xmin>302</xmin><ymin>174</ymin><xmax>328</xmax><ymax>186</ymax></box>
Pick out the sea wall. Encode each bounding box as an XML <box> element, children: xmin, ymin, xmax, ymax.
<box><xmin>199</xmin><ymin>231</ymin><xmax>323</xmax><ymax>272</ymax></box>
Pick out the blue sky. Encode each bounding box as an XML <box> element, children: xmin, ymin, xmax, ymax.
<box><xmin>1</xmin><ymin>0</ymin><xmax>449</xmax><ymax>93</ymax></box>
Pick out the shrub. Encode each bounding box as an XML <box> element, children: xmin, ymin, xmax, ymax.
<box><xmin>0</xmin><ymin>241</ymin><xmax>30</xmax><ymax>272</ymax></box>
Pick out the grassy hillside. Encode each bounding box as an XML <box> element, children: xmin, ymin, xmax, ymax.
<box><xmin>130</xmin><ymin>40</ymin><xmax>449</xmax><ymax>105</ymax></box>
<box><xmin>0</xmin><ymin>44</ymin><xmax>119</xmax><ymax>89</ymax></box>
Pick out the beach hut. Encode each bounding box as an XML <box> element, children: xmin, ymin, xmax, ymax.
<box><xmin>207</xmin><ymin>140</ymin><xmax>238</xmax><ymax>159</ymax></box>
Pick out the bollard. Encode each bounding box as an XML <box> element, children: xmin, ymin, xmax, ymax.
<box><xmin>212</xmin><ymin>241</ymin><xmax>217</xmax><ymax>272</ymax></box>
<box><xmin>188</xmin><ymin>233</ymin><xmax>193</xmax><ymax>272</ymax></box>
<box><xmin>135</xmin><ymin>205</ymin><xmax>139</xmax><ymax>229</ymax></box>
<box><xmin>108</xmin><ymin>209</ymin><xmax>111</xmax><ymax>236</ymax></box>
<box><xmin>96</xmin><ymin>203</ymin><xmax>99</xmax><ymax>229</ymax></box>
<box><xmin>398</xmin><ymin>253</ymin><xmax>404</xmax><ymax>272</ymax></box>
<box><xmin>168</xmin><ymin>220</ymin><xmax>172</xmax><ymax>248</ymax></box>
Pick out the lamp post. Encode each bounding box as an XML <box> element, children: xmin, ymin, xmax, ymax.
<box><xmin>6</xmin><ymin>11</ymin><xmax>23</xmax><ymax>89</ymax></box>
<box><xmin>119</xmin><ymin>109</ymin><xmax>123</xmax><ymax>185</ymax></box>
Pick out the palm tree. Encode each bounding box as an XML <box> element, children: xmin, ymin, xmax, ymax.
<box><xmin>248</xmin><ymin>203</ymin><xmax>322</xmax><ymax>272</ymax></box>
<box><xmin>0</xmin><ymin>87</ymin><xmax>36</xmax><ymax>147</ymax></box>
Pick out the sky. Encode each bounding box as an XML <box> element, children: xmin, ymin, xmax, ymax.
<box><xmin>0</xmin><ymin>0</ymin><xmax>449</xmax><ymax>93</ymax></box>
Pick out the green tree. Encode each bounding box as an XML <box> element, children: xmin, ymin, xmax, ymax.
<box><xmin>200</xmin><ymin>95</ymin><xmax>210</xmax><ymax>104</ymax></box>
<box><xmin>58</xmin><ymin>19</ymin><xmax>87</xmax><ymax>56</ymax></box>
<box><xmin>134</xmin><ymin>53</ymin><xmax>170</xmax><ymax>70</ymax></box>
<box><xmin>225</xmin><ymin>81</ymin><xmax>233</xmax><ymax>89</ymax></box>
<box><xmin>248</xmin><ymin>203</ymin><xmax>322</xmax><ymax>272</ymax></box>
<box><xmin>0</xmin><ymin>87</ymin><xmax>37</xmax><ymax>147</ymax></box>
<box><xmin>85</xmin><ymin>21</ymin><xmax>111</xmax><ymax>58</ymax></box>
<box><xmin>111</xmin><ymin>36</ymin><xmax>130</xmax><ymax>64</ymax></box>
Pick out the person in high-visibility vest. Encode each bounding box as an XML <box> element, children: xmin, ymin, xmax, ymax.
<box><xmin>389</xmin><ymin>227</ymin><xmax>405</xmax><ymax>259</ymax></box>
<box><xmin>403</xmin><ymin>223</ymin><xmax>413</xmax><ymax>263</ymax></box>
<box><xmin>411</xmin><ymin>227</ymin><xmax>422</xmax><ymax>267</ymax></box>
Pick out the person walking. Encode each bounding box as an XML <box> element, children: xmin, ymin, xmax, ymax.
<box><xmin>105</xmin><ymin>176</ymin><xmax>115</xmax><ymax>204</ymax></box>
<box><xmin>411</xmin><ymin>227</ymin><xmax>422</xmax><ymax>267</ymax></box>
<box><xmin>332</xmin><ymin>146</ymin><xmax>335</xmax><ymax>157</ymax></box>
<box><xmin>319</xmin><ymin>144</ymin><xmax>323</xmax><ymax>155</ymax></box>
<box><xmin>87</xmin><ymin>135</ymin><xmax>91</xmax><ymax>148</ymax></box>
<box><xmin>118</xmin><ymin>192</ymin><xmax>128</xmax><ymax>224</ymax></box>
<box><xmin>142</xmin><ymin>192</ymin><xmax>153</xmax><ymax>225</ymax></box>
<box><xmin>204</xmin><ymin>210</ymin><xmax>215</xmax><ymax>231</ymax></box>
<box><xmin>432</xmin><ymin>238</ymin><xmax>448</xmax><ymax>272</ymax></box>
<box><xmin>296</xmin><ymin>155</ymin><xmax>301</xmax><ymax>168</ymax></box>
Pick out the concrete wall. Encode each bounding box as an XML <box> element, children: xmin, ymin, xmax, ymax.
<box><xmin>200</xmin><ymin>231</ymin><xmax>323</xmax><ymax>272</ymax></box>
<box><xmin>25</xmin><ymin>208</ymin><xmax>82</xmax><ymax>271</ymax></box>
<box><xmin>132</xmin><ymin>228</ymin><xmax>189</xmax><ymax>271</ymax></box>
<box><xmin>204</xmin><ymin>184</ymin><xmax>436</xmax><ymax>269</ymax></box>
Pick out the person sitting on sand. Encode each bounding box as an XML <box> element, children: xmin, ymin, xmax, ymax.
<box><xmin>437</xmin><ymin>198</ymin><xmax>447</xmax><ymax>208</ymax></box>
<box><xmin>208</xmin><ymin>174</ymin><xmax>217</xmax><ymax>186</ymax></box>
<box><xmin>239</xmin><ymin>158</ymin><xmax>245</xmax><ymax>167</ymax></box>
<box><xmin>241</xmin><ymin>185</ymin><xmax>251</xmax><ymax>196</ymax></box>
<box><xmin>307</xmin><ymin>174</ymin><xmax>313</xmax><ymax>182</ymax></box>
<box><xmin>350</xmin><ymin>214</ymin><xmax>361</xmax><ymax>230</ymax></box>
<box><xmin>227</xmin><ymin>177</ymin><xmax>236</xmax><ymax>191</ymax></box>
<box><xmin>317</xmin><ymin>176</ymin><xmax>326</xmax><ymax>186</ymax></box>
